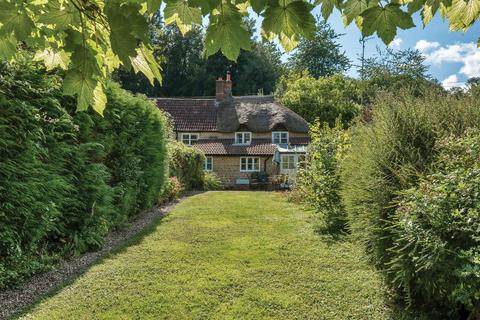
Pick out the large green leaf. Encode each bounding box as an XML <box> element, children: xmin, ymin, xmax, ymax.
<box><xmin>38</xmin><ymin>4</ymin><xmax>78</xmax><ymax>29</ymax></box>
<box><xmin>93</xmin><ymin>82</ymin><xmax>107</xmax><ymax>115</ymax></box>
<box><xmin>318</xmin><ymin>0</ymin><xmax>339</xmax><ymax>19</ymax></box>
<box><xmin>342</xmin><ymin>0</ymin><xmax>378</xmax><ymax>25</ymax></box>
<box><xmin>205</xmin><ymin>21</ymin><xmax>251</xmax><ymax>60</ymax></box>
<box><xmin>164</xmin><ymin>0</ymin><xmax>202</xmax><ymax>34</ymax></box>
<box><xmin>447</xmin><ymin>0</ymin><xmax>480</xmax><ymax>29</ymax></box>
<box><xmin>130</xmin><ymin>46</ymin><xmax>162</xmax><ymax>85</ymax></box>
<box><xmin>0</xmin><ymin>35</ymin><xmax>17</xmax><ymax>59</ymax></box>
<box><xmin>360</xmin><ymin>4</ymin><xmax>415</xmax><ymax>44</ymax></box>
<box><xmin>0</xmin><ymin>2</ymin><xmax>34</xmax><ymax>39</ymax></box>
<box><xmin>63</xmin><ymin>69</ymin><xmax>97</xmax><ymax>112</ymax></box>
<box><xmin>147</xmin><ymin>0</ymin><xmax>162</xmax><ymax>13</ymax></box>
<box><xmin>33</xmin><ymin>49</ymin><xmax>70</xmax><ymax>70</ymax></box>
<box><xmin>261</xmin><ymin>1</ymin><xmax>316</xmax><ymax>51</ymax></box>
<box><xmin>205</xmin><ymin>3</ymin><xmax>251</xmax><ymax>60</ymax></box>
<box><xmin>251</xmin><ymin>0</ymin><xmax>267</xmax><ymax>13</ymax></box>
<box><xmin>105</xmin><ymin>3</ymin><xmax>149</xmax><ymax>67</ymax></box>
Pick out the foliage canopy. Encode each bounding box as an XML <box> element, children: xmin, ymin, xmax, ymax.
<box><xmin>1</xmin><ymin>0</ymin><xmax>479</xmax><ymax>112</ymax></box>
<box><xmin>288</xmin><ymin>20</ymin><xmax>350</xmax><ymax>78</ymax></box>
<box><xmin>279</xmin><ymin>73</ymin><xmax>362</xmax><ymax>126</ymax></box>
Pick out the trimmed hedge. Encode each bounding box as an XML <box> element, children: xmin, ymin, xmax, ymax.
<box><xmin>168</xmin><ymin>141</ymin><xmax>205</xmax><ymax>190</ymax></box>
<box><xmin>0</xmin><ymin>57</ymin><xmax>168</xmax><ymax>289</ymax></box>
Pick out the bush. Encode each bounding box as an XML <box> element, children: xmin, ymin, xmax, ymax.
<box><xmin>0</xmin><ymin>56</ymin><xmax>169</xmax><ymax>288</ymax></box>
<box><xmin>160</xmin><ymin>176</ymin><xmax>184</xmax><ymax>203</ymax></box>
<box><xmin>388</xmin><ymin>129</ymin><xmax>480</xmax><ymax>317</ymax></box>
<box><xmin>292</xmin><ymin>119</ymin><xmax>350</xmax><ymax>233</ymax></box>
<box><xmin>340</xmin><ymin>91</ymin><xmax>480</xmax><ymax>316</ymax></box>
<box><xmin>168</xmin><ymin>141</ymin><xmax>205</xmax><ymax>190</ymax></box>
<box><xmin>203</xmin><ymin>172</ymin><xmax>222</xmax><ymax>190</ymax></box>
<box><xmin>278</xmin><ymin>72</ymin><xmax>361</xmax><ymax>127</ymax></box>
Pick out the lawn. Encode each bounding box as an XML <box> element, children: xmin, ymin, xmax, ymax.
<box><xmin>20</xmin><ymin>192</ymin><xmax>396</xmax><ymax>319</ymax></box>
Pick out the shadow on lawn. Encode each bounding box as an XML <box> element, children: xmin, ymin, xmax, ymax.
<box><xmin>12</xmin><ymin>212</ymin><xmax>169</xmax><ymax>320</ymax></box>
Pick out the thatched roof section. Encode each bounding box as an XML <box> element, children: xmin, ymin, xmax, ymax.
<box><xmin>216</xmin><ymin>96</ymin><xmax>309</xmax><ymax>133</ymax></box>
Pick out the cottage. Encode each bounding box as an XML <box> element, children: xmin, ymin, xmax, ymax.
<box><xmin>155</xmin><ymin>73</ymin><xmax>310</xmax><ymax>186</ymax></box>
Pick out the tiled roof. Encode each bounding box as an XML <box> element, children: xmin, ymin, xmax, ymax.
<box><xmin>193</xmin><ymin>137</ymin><xmax>310</xmax><ymax>156</ymax></box>
<box><xmin>155</xmin><ymin>98</ymin><xmax>217</xmax><ymax>131</ymax></box>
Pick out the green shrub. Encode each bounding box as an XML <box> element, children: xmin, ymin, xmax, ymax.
<box><xmin>388</xmin><ymin>129</ymin><xmax>480</xmax><ymax>317</ymax></box>
<box><xmin>341</xmin><ymin>91</ymin><xmax>480</xmax><ymax>266</ymax></box>
<box><xmin>160</xmin><ymin>176</ymin><xmax>184</xmax><ymax>203</ymax></box>
<box><xmin>293</xmin><ymin>119</ymin><xmax>350</xmax><ymax>233</ymax></box>
<box><xmin>203</xmin><ymin>172</ymin><xmax>222</xmax><ymax>190</ymax></box>
<box><xmin>340</xmin><ymin>91</ymin><xmax>480</xmax><ymax>316</ymax></box>
<box><xmin>279</xmin><ymin>72</ymin><xmax>362</xmax><ymax>127</ymax></box>
<box><xmin>168</xmin><ymin>141</ymin><xmax>205</xmax><ymax>190</ymax></box>
<box><xmin>0</xmin><ymin>57</ymin><xmax>169</xmax><ymax>288</ymax></box>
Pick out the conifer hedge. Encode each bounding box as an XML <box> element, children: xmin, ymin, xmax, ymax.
<box><xmin>0</xmin><ymin>56</ymin><xmax>169</xmax><ymax>289</ymax></box>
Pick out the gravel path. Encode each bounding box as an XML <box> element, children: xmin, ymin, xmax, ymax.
<box><xmin>0</xmin><ymin>194</ymin><xmax>198</xmax><ymax>320</ymax></box>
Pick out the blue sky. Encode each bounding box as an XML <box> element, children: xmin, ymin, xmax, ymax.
<box><xmin>263</xmin><ymin>9</ymin><xmax>480</xmax><ymax>88</ymax></box>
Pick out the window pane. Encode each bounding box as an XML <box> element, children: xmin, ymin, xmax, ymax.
<box><xmin>245</xmin><ymin>133</ymin><xmax>251</xmax><ymax>143</ymax></box>
<box><xmin>205</xmin><ymin>157</ymin><xmax>212</xmax><ymax>171</ymax></box>
<box><xmin>272</xmin><ymin>132</ymin><xmax>278</xmax><ymax>143</ymax></box>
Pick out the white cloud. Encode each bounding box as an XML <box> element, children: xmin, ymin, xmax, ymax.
<box><xmin>389</xmin><ymin>38</ymin><xmax>403</xmax><ymax>49</ymax></box>
<box><xmin>441</xmin><ymin>74</ymin><xmax>462</xmax><ymax>90</ymax></box>
<box><xmin>415</xmin><ymin>40</ymin><xmax>440</xmax><ymax>52</ymax></box>
<box><xmin>459</xmin><ymin>51</ymin><xmax>480</xmax><ymax>78</ymax></box>
<box><xmin>414</xmin><ymin>40</ymin><xmax>480</xmax><ymax>79</ymax></box>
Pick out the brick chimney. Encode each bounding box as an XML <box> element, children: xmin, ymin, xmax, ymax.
<box><xmin>215</xmin><ymin>72</ymin><xmax>232</xmax><ymax>101</ymax></box>
<box><xmin>215</xmin><ymin>77</ymin><xmax>224</xmax><ymax>100</ymax></box>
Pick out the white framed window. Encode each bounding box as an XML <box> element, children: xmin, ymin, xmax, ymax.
<box><xmin>204</xmin><ymin>157</ymin><xmax>213</xmax><ymax>171</ymax></box>
<box><xmin>235</xmin><ymin>132</ymin><xmax>252</xmax><ymax>145</ymax></box>
<box><xmin>272</xmin><ymin>131</ymin><xmax>289</xmax><ymax>144</ymax></box>
<box><xmin>240</xmin><ymin>157</ymin><xmax>260</xmax><ymax>172</ymax></box>
<box><xmin>180</xmin><ymin>133</ymin><xmax>199</xmax><ymax>145</ymax></box>
<box><xmin>281</xmin><ymin>155</ymin><xmax>296</xmax><ymax>170</ymax></box>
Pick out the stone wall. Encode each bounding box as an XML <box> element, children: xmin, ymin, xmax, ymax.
<box><xmin>208</xmin><ymin>155</ymin><xmax>278</xmax><ymax>185</ymax></box>
<box><xmin>177</xmin><ymin>131</ymin><xmax>309</xmax><ymax>141</ymax></box>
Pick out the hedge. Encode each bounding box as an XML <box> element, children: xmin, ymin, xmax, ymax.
<box><xmin>340</xmin><ymin>91</ymin><xmax>480</xmax><ymax>317</ymax></box>
<box><xmin>0</xmin><ymin>56</ymin><xmax>169</xmax><ymax>289</ymax></box>
<box><xmin>168</xmin><ymin>141</ymin><xmax>205</xmax><ymax>190</ymax></box>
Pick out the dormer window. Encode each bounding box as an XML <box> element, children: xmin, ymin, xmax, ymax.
<box><xmin>272</xmin><ymin>131</ymin><xmax>289</xmax><ymax>144</ymax></box>
<box><xmin>180</xmin><ymin>133</ymin><xmax>199</xmax><ymax>145</ymax></box>
<box><xmin>235</xmin><ymin>132</ymin><xmax>252</xmax><ymax>145</ymax></box>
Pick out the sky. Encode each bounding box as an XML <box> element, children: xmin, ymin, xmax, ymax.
<box><xmin>256</xmin><ymin>9</ymin><xmax>480</xmax><ymax>89</ymax></box>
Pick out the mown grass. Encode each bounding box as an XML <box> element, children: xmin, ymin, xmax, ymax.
<box><xmin>20</xmin><ymin>192</ymin><xmax>398</xmax><ymax>319</ymax></box>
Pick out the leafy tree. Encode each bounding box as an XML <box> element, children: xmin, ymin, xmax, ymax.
<box><xmin>115</xmin><ymin>24</ymin><xmax>206</xmax><ymax>97</ymax></box>
<box><xmin>360</xmin><ymin>48</ymin><xmax>441</xmax><ymax>101</ymax></box>
<box><xmin>288</xmin><ymin>20</ymin><xmax>350</xmax><ymax>78</ymax></box>
<box><xmin>2</xmin><ymin>0</ymin><xmax>478</xmax><ymax>112</ymax></box>
<box><xmin>279</xmin><ymin>72</ymin><xmax>362</xmax><ymax>126</ymax></box>
<box><xmin>116</xmin><ymin>22</ymin><xmax>283</xmax><ymax>97</ymax></box>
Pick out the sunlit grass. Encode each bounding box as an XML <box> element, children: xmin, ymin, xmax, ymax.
<box><xmin>20</xmin><ymin>191</ymin><xmax>396</xmax><ymax>319</ymax></box>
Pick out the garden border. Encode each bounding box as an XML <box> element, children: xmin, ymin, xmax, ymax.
<box><xmin>0</xmin><ymin>193</ymin><xmax>201</xmax><ymax>320</ymax></box>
